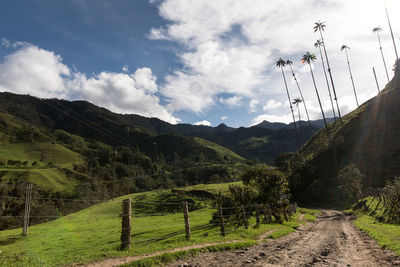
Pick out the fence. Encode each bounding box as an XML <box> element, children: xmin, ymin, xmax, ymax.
<box><xmin>0</xmin><ymin>182</ymin><xmax>297</xmax><ymax>263</ymax></box>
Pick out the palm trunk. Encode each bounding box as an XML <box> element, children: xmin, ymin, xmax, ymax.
<box><xmin>377</xmin><ymin>32</ymin><xmax>390</xmax><ymax>82</ymax></box>
<box><xmin>317</xmin><ymin>45</ymin><xmax>337</xmax><ymax>120</ymax></box>
<box><xmin>319</xmin><ymin>31</ymin><xmax>343</xmax><ymax>127</ymax></box>
<box><xmin>344</xmin><ymin>48</ymin><xmax>359</xmax><ymax>107</ymax></box>
<box><xmin>297</xmin><ymin>104</ymin><xmax>302</xmax><ymax>127</ymax></box>
<box><xmin>308</xmin><ymin>63</ymin><xmax>337</xmax><ymax>166</ymax></box>
<box><xmin>280</xmin><ymin>66</ymin><xmax>300</xmax><ymax>150</ymax></box>
<box><xmin>384</xmin><ymin>0</ymin><xmax>399</xmax><ymax>60</ymax></box>
<box><xmin>288</xmin><ymin>65</ymin><xmax>311</xmax><ymax>126</ymax></box>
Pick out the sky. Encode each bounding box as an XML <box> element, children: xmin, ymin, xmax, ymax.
<box><xmin>0</xmin><ymin>0</ymin><xmax>399</xmax><ymax>127</ymax></box>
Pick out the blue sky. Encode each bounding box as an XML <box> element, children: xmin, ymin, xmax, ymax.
<box><xmin>0</xmin><ymin>0</ymin><xmax>399</xmax><ymax>127</ymax></box>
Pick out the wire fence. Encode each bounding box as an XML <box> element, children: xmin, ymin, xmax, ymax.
<box><xmin>0</xmin><ymin>183</ymin><xmax>297</xmax><ymax>264</ymax></box>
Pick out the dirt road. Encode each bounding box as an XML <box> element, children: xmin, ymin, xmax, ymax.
<box><xmin>167</xmin><ymin>210</ymin><xmax>400</xmax><ymax>267</ymax></box>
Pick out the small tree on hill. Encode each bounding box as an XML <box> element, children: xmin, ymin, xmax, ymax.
<box><xmin>337</xmin><ymin>164</ymin><xmax>363</xmax><ymax>202</ymax></box>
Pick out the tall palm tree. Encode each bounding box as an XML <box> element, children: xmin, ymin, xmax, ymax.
<box><xmin>383</xmin><ymin>0</ymin><xmax>399</xmax><ymax>60</ymax></box>
<box><xmin>301</xmin><ymin>52</ymin><xmax>337</xmax><ymax>165</ymax></box>
<box><xmin>341</xmin><ymin>45</ymin><xmax>359</xmax><ymax>107</ymax></box>
<box><xmin>286</xmin><ymin>60</ymin><xmax>311</xmax><ymax>126</ymax></box>
<box><xmin>373</xmin><ymin>26</ymin><xmax>390</xmax><ymax>82</ymax></box>
<box><xmin>292</xmin><ymin>98</ymin><xmax>303</xmax><ymax>127</ymax></box>
<box><xmin>314</xmin><ymin>40</ymin><xmax>337</xmax><ymax>120</ymax></box>
<box><xmin>314</xmin><ymin>21</ymin><xmax>343</xmax><ymax>127</ymax></box>
<box><xmin>276</xmin><ymin>58</ymin><xmax>300</xmax><ymax>150</ymax></box>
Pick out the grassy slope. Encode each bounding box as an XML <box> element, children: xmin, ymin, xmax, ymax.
<box><xmin>296</xmin><ymin>62</ymin><xmax>400</xmax><ymax>205</ymax></box>
<box><xmin>193</xmin><ymin>137</ymin><xmax>245</xmax><ymax>161</ymax></box>
<box><xmin>0</xmin><ymin>183</ymin><xmax>316</xmax><ymax>267</ymax></box>
<box><xmin>0</xmin><ymin>142</ymin><xmax>83</xmax><ymax>167</ymax></box>
<box><xmin>350</xmin><ymin>197</ymin><xmax>400</xmax><ymax>256</ymax></box>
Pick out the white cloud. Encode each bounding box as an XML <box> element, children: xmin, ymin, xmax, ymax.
<box><xmin>0</xmin><ymin>45</ymin><xmax>71</xmax><ymax>98</ymax></box>
<box><xmin>132</xmin><ymin>67</ymin><xmax>158</xmax><ymax>93</ymax></box>
<box><xmin>263</xmin><ymin>99</ymin><xmax>282</xmax><ymax>111</ymax></box>
<box><xmin>251</xmin><ymin>113</ymin><xmax>292</xmax><ymax>125</ymax></box>
<box><xmin>0</xmin><ymin>44</ymin><xmax>180</xmax><ymax>124</ymax></box>
<box><xmin>249</xmin><ymin>99</ymin><xmax>258</xmax><ymax>113</ymax></box>
<box><xmin>221</xmin><ymin>116</ymin><xmax>228</xmax><ymax>120</ymax></box>
<box><xmin>194</xmin><ymin>120</ymin><xmax>211</xmax><ymax>126</ymax></box>
<box><xmin>219</xmin><ymin>95</ymin><xmax>243</xmax><ymax>107</ymax></box>
<box><xmin>122</xmin><ymin>65</ymin><xmax>129</xmax><ymax>72</ymax></box>
<box><xmin>1</xmin><ymin>38</ymin><xmax>10</xmax><ymax>48</ymax></box>
<box><xmin>152</xmin><ymin>0</ymin><xmax>400</xmax><ymax>122</ymax></box>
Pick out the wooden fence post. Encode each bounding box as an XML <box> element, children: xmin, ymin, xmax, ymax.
<box><xmin>121</xmin><ymin>198</ymin><xmax>131</xmax><ymax>250</ymax></box>
<box><xmin>183</xmin><ymin>201</ymin><xmax>191</xmax><ymax>240</ymax></box>
<box><xmin>218</xmin><ymin>207</ymin><xmax>225</xmax><ymax>236</ymax></box>
<box><xmin>22</xmin><ymin>182</ymin><xmax>33</xmax><ymax>236</ymax></box>
<box><xmin>241</xmin><ymin>205</ymin><xmax>248</xmax><ymax>229</ymax></box>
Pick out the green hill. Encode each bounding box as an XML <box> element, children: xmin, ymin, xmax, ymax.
<box><xmin>0</xmin><ymin>183</ymin><xmax>316</xmax><ymax>267</ymax></box>
<box><xmin>292</xmin><ymin>60</ymin><xmax>400</xmax><ymax>206</ymax></box>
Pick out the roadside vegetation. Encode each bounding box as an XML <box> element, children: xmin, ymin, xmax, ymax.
<box><xmin>0</xmin><ymin>182</ymin><xmax>317</xmax><ymax>267</ymax></box>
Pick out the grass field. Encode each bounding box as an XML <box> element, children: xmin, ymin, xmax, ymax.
<box><xmin>0</xmin><ymin>142</ymin><xmax>83</xmax><ymax>167</ymax></box>
<box><xmin>350</xmin><ymin>196</ymin><xmax>400</xmax><ymax>256</ymax></box>
<box><xmin>354</xmin><ymin>215</ymin><xmax>400</xmax><ymax>256</ymax></box>
<box><xmin>0</xmin><ymin>184</ymin><xmax>315</xmax><ymax>267</ymax></box>
<box><xmin>0</xmin><ymin>168</ymin><xmax>82</xmax><ymax>192</ymax></box>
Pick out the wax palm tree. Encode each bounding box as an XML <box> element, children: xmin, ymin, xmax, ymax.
<box><xmin>301</xmin><ymin>52</ymin><xmax>336</xmax><ymax>165</ymax></box>
<box><xmin>314</xmin><ymin>21</ymin><xmax>343</xmax><ymax>126</ymax></box>
<box><xmin>314</xmin><ymin>40</ymin><xmax>337</xmax><ymax>120</ymax></box>
<box><xmin>286</xmin><ymin>60</ymin><xmax>311</xmax><ymax>126</ymax></box>
<box><xmin>373</xmin><ymin>26</ymin><xmax>390</xmax><ymax>82</ymax></box>
<box><xmin>341</xmin><ymin>45</ymin><xmax>359</xmax><ymax>107</ymax></box>
<box><xmin>383</xmin><ymin>0</ymin><xmax>399</xmax><ymax>60</ymax></box>
<box><xmin>292</xmin><ymin>98</ymin><xmax>303</xmax><ymax>127</ymax></box>
<box><xmin>276</xmin><ymin>58</ymin><xmax>300</xmax><ymax>150</ymax></box>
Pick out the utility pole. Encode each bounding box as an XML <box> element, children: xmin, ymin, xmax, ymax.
<box><xmin>22</xmin><ymin>183</ymin><xmax>33</xmax><ymax>236</ymax></box>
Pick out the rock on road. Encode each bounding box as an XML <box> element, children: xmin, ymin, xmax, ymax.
<box><xmin>167</xmin><ymin>210</ymin><xmax>400</xmax><ymax>267</ymax></box>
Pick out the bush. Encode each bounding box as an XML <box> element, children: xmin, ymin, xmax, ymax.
<box><xmin>383</xmin><ymin>178</ymin><xmax>400</xmax><ymax>223</ymax></box>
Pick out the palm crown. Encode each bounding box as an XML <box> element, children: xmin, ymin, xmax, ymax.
<box><xmin>373</xmin><ymin>26</ymin><xmax>382</xmax><ymax>33</ymax></box>
<box><xmin>286</xmin><ymin>60</ymin><xmax>293</xmax><ymax>65</ymax></box>
<box><xmin>292</xmin><ymin>98</ymin><xmax>302</xmax><ymax>105</ymax></box>
<box><xmin>275</xmin><ymin>58</ymin><xmax>286</xmax><ymax>67</ymax></box>
<box><xmin>314</xmin><ymin>40</ymin><xmax>324</xmax><ymax>48</ymax></box>
<box><xmin>314</xmin><ymin>21</ymin><xmax>326</xmax><ymax>33</ymax></box>
<box><xmin>301</xmin><ymin>52</ymin><xmax>317</xmax><ymax>64</ymax></box>
<box><xmin>341</xmin><ymin>45</ymin><xmax>350</xmax><ymax>51</ymax></box>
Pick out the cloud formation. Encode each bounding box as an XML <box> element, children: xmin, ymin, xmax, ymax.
<box><xmin>151</xmin><ymin>0</ymin><xmax>400</xmax><ymax>124</ymax></box>
<box><xmin>194</xmin><ymin>120</ymin><xmax>211</xmax><ymax>126</ymax></box>
<box><xmin>0</xmin><ymin>44</ymin><xmax>179</xmax><ymax>124</ymax></box>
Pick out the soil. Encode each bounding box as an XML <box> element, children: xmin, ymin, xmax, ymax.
<box><xmin>167</xmin><ymin>210</ymin><xmax>400</xmax><ymax>267</ymax></box>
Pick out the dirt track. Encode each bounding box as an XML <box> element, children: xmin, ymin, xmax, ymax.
<box><xmin>167</xmin><ymin>210</ymin><xmax>400</xmax><ymax>267</ymax></box>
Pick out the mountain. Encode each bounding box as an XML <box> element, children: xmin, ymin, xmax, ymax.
<box><xmin>254</xmin><ymin>118</ymin><xmax>336</xmax><ymax>130</ymax></box>
<box><xmin>292</xmin><ymin>60</ymin><xmax>400</xmax><ymax>206</ymax></box>
<box><xmin>0</xmin><ymin>92</ymin><xmax>325</xmax><ymax>164</ymax></box>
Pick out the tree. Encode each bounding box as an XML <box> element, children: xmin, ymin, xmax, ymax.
<box><xmin>373</xmin><ymin>26</ymin><xmax>390</xmax><ymax>82</ymax></box>
<box><xmin>275</xmin><ymin>58</ymin><xmax>300</xmax><ymax>150</ymax></box>
<box><xmin>314</xmin><ymin>21</ymin><xmax>343</xmax><ymax>126</ymax></box>
<box><xmin>301</xmin><ymin>52</ymin><xmax>337</xmax><ymax>165</ymax></box>
<box><xmin>286</xmin><ymin>60</ymin><xmax>311</xmax><ymax>126</ymax></box>
<box><xmin>241</xmin><ymin>166</ymin><xmax>290</xmax><ymax>222</ymax></box>
<box><xmin>337</xmin><ymin>164</ymin><xmax>363</xmax><ymax>202</ymax></box>
<box><xmin>314</xmin><ymin>40</ymin><xmax>336</xmax><ymax>120</ymax></box>
<box><xmin>292</xmin><ymin>98</ymin><xmax>303</xmax><ymax>127</ymax></box>
<box><xmin>341</xmin><ymin>45</ymin><xmax>359</xmax><ymax>107</ymax></box>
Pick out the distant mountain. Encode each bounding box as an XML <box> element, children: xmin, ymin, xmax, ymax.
<box><xmin>254</xmin><ymin>118</ymin><xmax>336</xmax><ymax>130</ymax></box>
<box><xmin>293</xmin><ymin>60</ymin><xmax>400</xmax><ymax>206</ymax></box>
<box><xmin>0</xmin><ymin>91</ymin><xmax>324</xmax><ymax>165</ymax></box>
